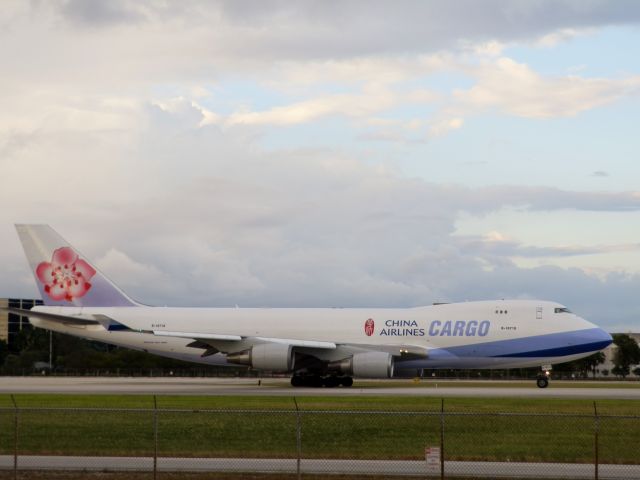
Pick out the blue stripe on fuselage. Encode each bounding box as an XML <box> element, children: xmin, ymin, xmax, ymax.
<box><xmin>493</xmin><ymin>340</ymin><xmax>611</xmax><ymax>358</ymax></box>
<box><xmin>433</xmin><ymin>328</ymin><xmax>611</xmax><ymax>359</ymax></box>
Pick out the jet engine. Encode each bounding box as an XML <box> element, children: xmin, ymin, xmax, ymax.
<box><xmin>328</xmin><ymin>351</ymin><xmax>394</xmax><ymax>378</ymax></box>
<box><xmin>226</xmin><ymin>343</ymin><xmax>294</xmax><ymax>371</ymax></box>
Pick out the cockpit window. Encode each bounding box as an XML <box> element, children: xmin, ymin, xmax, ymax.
<box><xmin>554</xmin><ymin>307</ymin><xmax>572</xmax><ymax>314</ymax></box>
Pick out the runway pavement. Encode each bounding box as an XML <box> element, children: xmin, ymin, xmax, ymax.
<box><xmin>1</xmin><ymin>376</ymin><xmax>640</xmax><ymax>398</ymax></box>
<box><xmin>0</xmin><ymin>455</ymin><xmax>638</xmax><ymax>479</ymax></box>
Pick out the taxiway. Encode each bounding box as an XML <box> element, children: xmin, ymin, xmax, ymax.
<box><xmin>1</xmin><ymin>377</ymin><xmax>639</xmax><ymax>399</ymax></box>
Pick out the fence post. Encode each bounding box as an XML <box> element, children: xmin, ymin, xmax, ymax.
<box><xmin>293</xmin><ymin>396</ymin><xmax>302</xmax><ymax>480</ymax></box>
<box><xmin>153</xmin><ymin>395</ymin><xmax>158</xmax><ymax>480</ymax></box>
<box><xmin>10</xmin><ymin>394</ymin><xmax>18</xmax><ymax>480</ymax></box>
<box><xmin>440</xmin><ymin>398</ymin><xmax>445</xmax><ymax>480</ymax></box>
<box><xmin>593</xmin><ymin>401</ymin><xmax>599</xmax><ymax>480</ymax></box>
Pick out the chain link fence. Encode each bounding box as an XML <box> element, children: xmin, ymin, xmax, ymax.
<box><xmin>1</xmin><ymin>399</ymin><xmax>639</xmax><ymax>479</ymax></box>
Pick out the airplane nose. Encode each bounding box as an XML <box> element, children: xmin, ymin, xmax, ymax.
<box><xmin>596</xmin><ymin>328</ymin><xmax>613</xmax><ymax>348</ymax></box>
<box><xmin>576</xmin><ymin>318</ymin><xmax>612</xmax><ymax>352</ymax></box>
<box><xmin>582</xmin><ymin>321</ymin><xmax>612</xmax><ymax>350</ymax></box>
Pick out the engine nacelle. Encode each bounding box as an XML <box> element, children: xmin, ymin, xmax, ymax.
<box><xmin>226</xmin><ymin>343</ymin><xmax>294</xmax><ymax>371</ymax></box>
<box><xmin>329</xmin><ymin>351</ymin><xmax>394</xmax><ymax>378</ymax></box>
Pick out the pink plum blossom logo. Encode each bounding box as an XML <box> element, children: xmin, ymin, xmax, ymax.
<box><xmin>364</xmin><ymin>318</ymin><xmax>375</xmax><ymax>336</ymax></box>
<box><xmin>36</xmin><ymin>247</ymin><xmax>96</xmax><ymax>302</ymax></box>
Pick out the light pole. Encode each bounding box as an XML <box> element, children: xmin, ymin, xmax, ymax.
<box><xmin>49</xmin><ymin>330</ymin><xmax>52</xmax><ymax>370</ymax></box>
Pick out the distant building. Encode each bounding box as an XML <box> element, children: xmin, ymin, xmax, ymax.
<box><xmin>597</xmin><ymin>333</ymin><xmax>640</xmax><ymax>377</ymax></box>
<box><xmin>0</xmin><ymin>298</ymin><xmax>43</xmax><ymax>347</ymax></box>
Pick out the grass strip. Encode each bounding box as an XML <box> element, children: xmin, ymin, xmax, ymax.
<box><xmin>0</xmin><ymin>394</ymin><xmax>638</xmax><ymax>464</ymax></box>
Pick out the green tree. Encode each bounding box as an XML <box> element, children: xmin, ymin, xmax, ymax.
<box><xmin>11</xmin><ymin>327</ymin><xmax>50</xmax><ymax>353</ymax></box>
<box><xmin>583</xmin><ymin>351</ymin><xmax>606</xmax><ymax>379</ymax></box>
<box><xmin>612</xmin><ymin>334</ymin><xmax>640</xmax><ymax>379</ymax></box>
<box><xmin>555</xmin><ymin>351</ymin><xmax>606</xmax><ymax>378</ymax></box>
<box><xmin>612</xmin><ymin>365</ymin><xmax>630</xmax><ymax>378</ymax></box>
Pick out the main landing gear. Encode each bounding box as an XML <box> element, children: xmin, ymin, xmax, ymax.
<box><xmin>290</xmin><ymin>375</ymin><xmax>353</xmax><ymax>388</ymax></box>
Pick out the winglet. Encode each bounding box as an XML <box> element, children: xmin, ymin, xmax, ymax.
<box><xmin>15</xmin><ymin>224</ymin><xmax>138</xmax><ymax>307</ymax></box>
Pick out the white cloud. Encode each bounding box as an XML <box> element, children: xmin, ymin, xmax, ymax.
<box><xmin>452</xmin><ymin>57</ymin><xmax>640</xmax><ymax>119</ymax></box>
<box><xmin>466</xmin><ymin>40</ymin><xmax>506</xmax><ymax>57</ymax></box>
<box><xmin>455</xmin><ymin>232</ymin><xmax>640</xmax><ymax>260</ymax></box>
<box><xmin>209</xmin><ymin>52</ymin><xmax>640</xmax><ymax>138</ymax></box>
<box><xmin>95</xmin><ymin>249</ymin><xmax>172</xmax><ymax>299</ymax></box>
<box><xmin>34</xmin><ymin>1</ymin><xmax>640</xmax><ymax>62</ymax></box>
<box><xmin>535</xmin><ymin>28</ymin><xmax>593</xmax><ymax>47</ymax></box>
<box><xmin>225</xmin><ymin>88</ymin><xmax>437</xmax><ymax>127</ymax></box>
<box><xmin>429</xmin><ymin>117</ymin><xmax>464</xmax><ymax>137</ymax></box>
<box><xmin>2</xmin><ymin>1</ymin><xmax>638</xmax><ymax>144</ymax></box>
<box><xmin>273</xmin><ymin>55</ymin><xmax>452</xmax><ymax>89</ymax></box>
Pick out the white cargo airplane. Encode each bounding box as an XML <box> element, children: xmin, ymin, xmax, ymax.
<box><xmin>4</xmin><ymin>225</ymin><xmax>612</xmax><ymax>388</ymax></box>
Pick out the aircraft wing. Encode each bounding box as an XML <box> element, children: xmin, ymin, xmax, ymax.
<box><xmin>153</xmin><ymin>330</ymin><xmax>337</xmax><ymax>352</ymax></box>
<box><xmin>153</xmin><ymin>330</ymin><xmax>335</xmax><ymax>349</ymax></box>
<box><xmin>152</xmin><ymin>329</ymin><xmax>427</xmax><ymax>359</ymax></box>
<box><xmin>341</xmin><ymin>343</ymin><xmax>429</xmax><ymax>358</ymax></box>
<box><xmin>153</xmin><ymin>330</ymin><xmax>243</xmax><ymax>342</ymax></box>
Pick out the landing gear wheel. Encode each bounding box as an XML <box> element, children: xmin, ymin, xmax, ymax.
<box><xmin>536</xmin><ymin>376</ymin><xmax>549</xmax><ymax>389</ymax></box>
<box><xmin>323</xmin><ymin>376</ymin><xmax>339</xmax><ymax>388</ymax></box>
<box><xmin>291</xmin><ymin>375</ymin><xmax>304</xmax><ymax>387</ymax></box>
<box><xmin>340</xmin><ymin>376</ymin><xmax>354</xmax><ymax>388</ymax></box>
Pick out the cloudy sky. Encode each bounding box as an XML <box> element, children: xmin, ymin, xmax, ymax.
<box><xmin>1</xmin><ymin>0</ymin><xmax>639</xmax><ymax>331</ymax></box>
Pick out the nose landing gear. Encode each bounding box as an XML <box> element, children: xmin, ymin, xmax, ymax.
<box><xmin>536</xmin><ymin>365</ymin><xmax>552</xmax><ymax>388</ymax></box>
<box><xmin>536</xmin><ymin>376</ymin><xmax>549</xmax><ymax>388</ymax></box>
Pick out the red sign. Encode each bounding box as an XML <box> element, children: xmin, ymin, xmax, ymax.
<box><xmin>364</xmin><ymin>318</ymin><xmax>375</xmax><ymax>336</ymax></box>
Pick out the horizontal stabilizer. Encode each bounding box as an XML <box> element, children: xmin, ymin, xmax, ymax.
<box><xmin>0</xmin><ymin>306</ymin><xmax>99</xmax><ymax>326</ymax></box>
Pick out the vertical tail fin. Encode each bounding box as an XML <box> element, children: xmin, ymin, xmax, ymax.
<box><xmin>15</xmin><ymin>224</ymin><xmax>138</xmax><ymax>307</ymax></box>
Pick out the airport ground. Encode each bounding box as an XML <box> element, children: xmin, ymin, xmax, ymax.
<box><xmin>2</xmin><ymin>378</ymin><xmax>640</xmax><ymax>479</ymax></box>
<box><xmin>1</xmin><ymin>383</ymin><xmax>639</xmax><ymax>459</ymax></box>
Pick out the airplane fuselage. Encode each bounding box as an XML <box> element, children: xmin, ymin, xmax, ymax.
<box><xmin>31</xmin><ymin>299</ymin><xmax>611</xmax><ymax>371</ymax></box>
